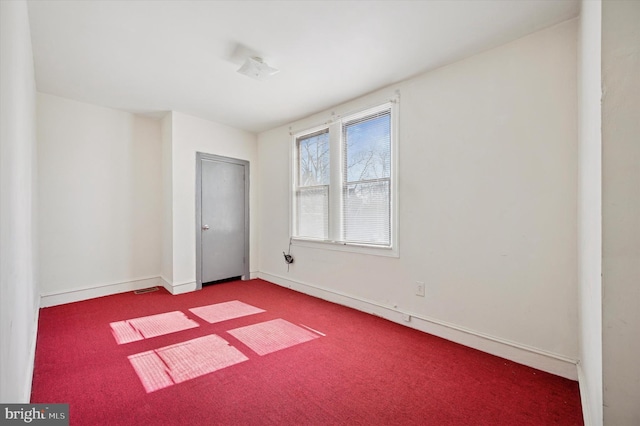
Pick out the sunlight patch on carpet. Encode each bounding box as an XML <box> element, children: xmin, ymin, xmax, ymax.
<box><xmin>110</xmin><ymin>311</ymin><xmax>199</xmax><ymax>344</ymax></box>
<box><xmin>128</xmin><ymin>334</ymin><xmax>249</xmax><ymax>393</ymax></box>
<box><xmin>189</xmin><ymin>300</ymin><xmax>265</xmax><ymax>324</ymax></box>
<box><xmin>228</xmin><ymin>318</ymin><xmax>320</xmax><ymax>356</ymax></box>
<box><xmin>110</xmin><ymin>321</ymin><xmax>144</xmax><ymax>344</ymax></box>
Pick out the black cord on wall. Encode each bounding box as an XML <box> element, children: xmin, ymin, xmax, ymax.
<box><xmin>283</xmin><ymin>237</ymin><xmax>294</xmax><ymax>272</ymax></box>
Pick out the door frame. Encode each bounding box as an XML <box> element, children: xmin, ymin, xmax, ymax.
<box><xmin>195</xmin><ymin>152</ymin><xmax>250</xmax><ymax>289</ymax></box>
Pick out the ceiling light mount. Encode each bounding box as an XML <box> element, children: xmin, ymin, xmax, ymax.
<box><xmin>237</xmin><ymin>57</ymin><xmax>279</xmax><ymax>81</ymax></box>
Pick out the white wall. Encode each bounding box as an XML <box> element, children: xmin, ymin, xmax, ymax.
<box><xmin>167</xmin><ymin>112</ymin><xmax>258</xmax><ymax>293</ymax></box>
<box><xmin>0</xmin><ymin>0</ymin><xmax>40</xmax><ymax>402</ymax></box>
<box><xmin>36</xmin><ymin>97</ymin><xmax>258</xmax><ymax>300</ymax></box>
<box><xmin>37</xmin><ymin>94</ymin><xmax>162</xmax><ymax>305</ymax></box>
<box><xmin>577</xmin><ymin>1</ymin><xmax>603</xmax><ymax>424</ymax></box>
<box><xmin>259</xmin><ymin>20</ymin><xmax>579</xmax><ymax>378</ymax></box>
<box><xmin>160</xmin><ymin>113</ymin><xmax>174</xmax><ymax>285</ymax></box>
<box><xmin>601</xmin><ymin>1</ymin><xmax>640</xmax><ymax>424</ymax></box>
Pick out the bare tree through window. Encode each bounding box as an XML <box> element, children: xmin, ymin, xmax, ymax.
<box><xmin>296</xmin><ymin>131</ymin><xmax>329</xmax><ymax>239</ymax></box>
<box><xmin>298</xmin><ymin>131</ymin><xmax>329</xmax><ymax>186</ymax></box>
<box><xmin>294</xmin><ymin>104</ymin><xmax>394</xmax><ymax>246</ymax></box>
<box><xmin>343</xmin><ymin>111</ymin><xmax>391</xmax><ymax>245</ymax></box>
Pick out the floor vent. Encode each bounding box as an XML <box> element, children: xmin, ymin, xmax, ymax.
<box><xmin>134</xmin><ymin>287</ymin><xmax>159</xmax><ymax>295</ymax></box>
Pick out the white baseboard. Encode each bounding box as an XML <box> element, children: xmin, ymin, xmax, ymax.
<box><xmin>258</xmin><ymin>271</ymin><xmax>578</xmax><ymax>381</ymax></box>
<box><xmin>159</xmin><ymin>276</ymin><xmax>173</xmax><ymax>294</ymax></box>
<box><xmin>41</xmin><ymin>273</ymin><xmax>259</xmax><ymax>303</ymax></box>
<box><xmin>24</xmin><ymin>306</ymin><xmax>39</xmax><ymax>402</ymax></box>
<box><xmin>40</xmin><ymin>276</ymin><xmax>162</xmax><ymax>307</ymax></box>
<box><xmin>162</xmin><ymin>273</ymin><xmax>259</xmax><ymax>295</ymax></box>
<box><xmin>164</xmin><ymin>280</ymin><xmax>197</xmax><ymax>295</ymax></box>
<box><xmin>577</xmin><ymin>364</ymin><xmax>599</xmax><ymax>426</ymax></box>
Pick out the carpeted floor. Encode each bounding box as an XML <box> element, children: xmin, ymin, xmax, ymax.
<box><xmin>31</xmin><ymin>279</ymin><xmax>583</xmax><ymax>425</ymax></box>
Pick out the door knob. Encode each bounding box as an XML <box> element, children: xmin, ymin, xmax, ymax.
<box><xmin>202</xmin><ymin>225</ymin><xmax>210</xmax><ymax>230</ymax></box>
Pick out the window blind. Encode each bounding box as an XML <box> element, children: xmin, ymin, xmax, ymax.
<box><xmin>342</xmin><ymin>109</ymin><xmax>391</xmax><ymax>245</ymax></box>
<box><xmin>295</xmin><ymin>130</ymin><xmax>330</xmax><ymax>239</ymax></box>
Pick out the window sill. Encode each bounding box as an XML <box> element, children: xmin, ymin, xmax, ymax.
<box><xmin>291</xmin><ymin>237</ymin><xmax>399</xmax><ymax>258</ymax></box>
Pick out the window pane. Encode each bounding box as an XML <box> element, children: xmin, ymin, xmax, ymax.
<box><xmin>344</xmin><ymin>111</ymin><xmax>391</xmax><ymax>183</ymax></box>
<box><xmin>296</xmin><ymin>186</ymin><xmax>329</xmax><ymax>239</ymax></box>
<box><xmin>343</xmin><ymin>180</ymin><xmax>390</xmax><ymax>245</ymax></box>
<box><xmin>298</xmin><ymin>131</ymin><xmax>330</xmax><ymax>186</ymax></box>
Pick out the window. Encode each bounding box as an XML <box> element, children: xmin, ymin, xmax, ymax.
<box><xmin>295</xmin><ymin>130</ymin><xmax>330</xmax><ymax>239</ymax></box>
<box><xmin>292</xmin><ymin>101</ymin><xmax>398</xmax><ymax>254</ymax></box>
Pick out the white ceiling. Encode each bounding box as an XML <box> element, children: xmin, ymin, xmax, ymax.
<box><xmin>27</xmin><ymin>0</ymin><xmax>579</xmax><ymax>133</ymax></box>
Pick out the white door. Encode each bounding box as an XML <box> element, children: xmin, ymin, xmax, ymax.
<box><xmin>196</xmin><ymin>153</ymin><xmax>249</xmax><ymax>288</ymax></box>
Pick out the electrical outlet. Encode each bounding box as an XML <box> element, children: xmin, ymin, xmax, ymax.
<box><xmin>415</xmin><ymin>281</ymin><xmax>425</xmax><ymax>297</ymax></box>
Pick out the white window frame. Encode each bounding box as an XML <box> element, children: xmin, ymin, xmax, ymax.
<box><xmin>290</xmin><ymin>96</ymin><xmax>399</xmax><ymax>257</ymax></box>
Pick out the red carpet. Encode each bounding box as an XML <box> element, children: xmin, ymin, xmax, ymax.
<box><xmin>31</xmin><ymin>279</ymin><xmax>583</xmax><ymax>425</ymax></box>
